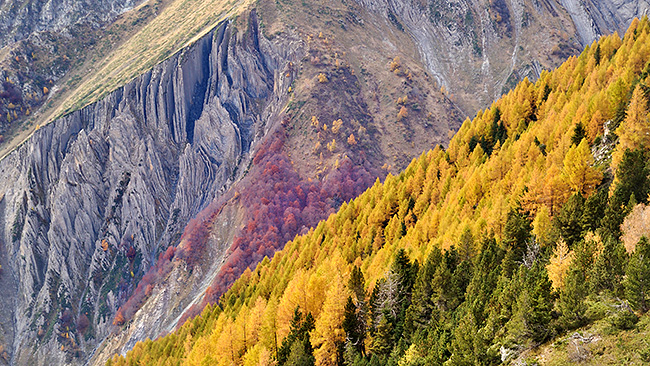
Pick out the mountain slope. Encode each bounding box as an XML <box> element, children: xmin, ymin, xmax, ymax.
<box><xmin>0</xmin><ymin>0</ymin><xmax>138</xmax><ymax>46</ymax></box>
<box><xmin>110</xmin><ymin>17</ymin><xmax>650</xmax><ymax>366</ymax></box>
<box><xmin>0</xmin><ymin>1</ymin><xmax>648</xmax><ymax>365</ymax></box>
<box><xmin>0</xmin><ymin>12</ymin><xmax>303</xmax><ymax>365</ymax></box>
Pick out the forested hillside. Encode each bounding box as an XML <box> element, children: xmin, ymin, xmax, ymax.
<box><xmin>109</xmin><ymin>17</ymin><xmax>650</xmax><ymax>365</ymax></box>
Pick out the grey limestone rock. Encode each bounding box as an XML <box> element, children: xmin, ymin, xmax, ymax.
<box><xmin>0</xmin><ymin>0</ymin><xmax>139</xmax><ymax>47</ymax></box>
<box><xmin>353</xmin><ymin>0</ymin><xmax>649</xmax><ymax>114</ymax></box>
<box><xmin>0</xmin><ymin>12</ymin><xmax>304</xmax><ymax>365</ymax></box>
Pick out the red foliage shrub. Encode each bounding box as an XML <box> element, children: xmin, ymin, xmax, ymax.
<box><xmin>198</xmin><ymin>130</ymin><xmax>375</xmax><ymax>306</ymax></box>
<box><xmin>126</xmin><ymin>246</ymin><xmax>136</xmax><ymax>261</ymax></box>
<box><xmin>117</xmin><ymin>126</ymin><xmax>377</xmax><ymax>328</ymax></box>
<box><xmin>60</xmin><ymin>308</ymin><xmax>73</xmax><ymax>328</ymax></box>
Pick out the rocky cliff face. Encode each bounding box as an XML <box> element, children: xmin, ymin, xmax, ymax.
<box><xmin>0</xmin><ymin>0</ymin><xmax>138</xmax><ymax>46</ymax></box>
<box><xmin>0</xmin><ymin>12</ymin><xmax>303</xmax><ymax>365</ymax></box>
<box><xmin>353</xmin><ymin>0</ymin><xmax>649</xmax><ymax>114</ymax></box>
<box><xmin>559</xmin><ymin>0</ymin><xmax>649</xmax><ymax>44</ymax></box>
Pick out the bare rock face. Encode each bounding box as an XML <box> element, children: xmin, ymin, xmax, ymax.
<box><xmin>0</xmin><ymin>0</ymin><xmax>138</xmax><ymax>46</ymax></box>
<box><xmin>352</xmin><ymin>0</ymin><xmax>648</xmax><ymax>114</ymax></box>
<box><xmin>559</xmin><ymin>0</ymin><xmax>650</xmax><ymax>44</ymax></box>
<box><xmin>0</xmin><ymin>12</ymin><xmax>304</xmax><ymax>365</ymax></box>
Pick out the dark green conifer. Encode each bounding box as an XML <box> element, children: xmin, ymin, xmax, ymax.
<box><xmin>625</xmin><ymin>236</ymin><xmax>650</xmax><ymax>313</ymax></box>
<box><xmin>554</xmin><ymin>193</ymin><xmax>585</xmax><ymax>247</ymax></box>
<box><xmin>278</xmin><ymin>307</ymin><xmax>315</xmax><ymax>366</ymax></box>
<box><xmin>581</xmin><ymin>188</ymin><xmax>607</xmax><ymax>233</ymax></box>
<box><xmin>614</xmin><ymin>148</ymin><xmax>650</xmax><ymax>204</ymax></box>
<box><xmin>502</xmin><ymin>208</ymin><xmax>532</xmax><ymax>276</ymax></box>
<box><xmin>571</xmin><ymin>122</ymin><xmax>586</xmax><ymax>146</ymax></box>
<box><xmin>590</xmin><ymin>235</ymin><xmax>627</xmax><ymax>295</ymax></box>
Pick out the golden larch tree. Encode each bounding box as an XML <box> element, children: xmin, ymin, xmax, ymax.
<box><xmin>562</xmin><ymin>139</ymin><xmax>602</xmax><ymax>195</ymax></box>
<box><xmin>313</xmin><ymin>271</ymin><xmax>348</xmax><ymax>365</ymax></box>
<box><xmin>397</xmin><ymin>106</ymin><xmax>408</xmax><ymax>121</ymax></box>
<box><xmin>613</xmin><ymin>84</ymin><xmax>650</xmax><ymax>168</ymax></box>
<box><xmin>533</xmin><ymin>205</ymin><xmax>553</xmax><ymax>246</ymax></box>
<box><xmin>547</xmin><ymin>239</ymin><xmax>574</xmax><ymax>290</ymax></box>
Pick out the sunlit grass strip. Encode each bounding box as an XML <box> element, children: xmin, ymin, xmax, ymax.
<box><xmin>52</xmin><ymin>0</ymin><xmax>252</xmax><ymax>121</ymax></box>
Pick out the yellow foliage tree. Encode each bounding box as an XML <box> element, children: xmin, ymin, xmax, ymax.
<box><xmin>390</xmin><ymin>56</ymin><xmax>400</xmax><ymax>72</ymax></box>
<box><xmin>327</xmin><ymin>139</ymin><xmax>337</xmax><ymax>153</ymax></box>
<box><xmin>397</xmin><ymin>106</ymin><xmax>408</xmax><ymax>121</ymax></box>
<box><xmin>546</xmin><ymin>239</ymin><xmax>574</xmax><ymax>290</ymax></box>
<box><xmin>313</xmin><ymin>272</ymin><xmax>348</xmax><ymax>365</ymax></box>
<box><xmin>587</xmin><ymin>109</ymin><xmax>605</xmax><ymax>142</ymax></box>
<box><xmin>533</xmin><ymin>205</ymin><xmax>553</xmax><ymax>246</ymax></box>
<box><xmin>318</xmin><ymin>73</ymin><xmax>329</xmax><ymax>83</ymax></box>
<box><xmin>613</xmin><ymin>84</ymin><xmax>650</xmax><ymax>167</ymax></box>
<box><xmin>562</xmin><ymin>139</ymin><xmax>602</xmax><ymax>195</ymax></box>
<box><xmin>347</xmin><ymin>134</ymin><xmax>357</xmax><ymax>145</ymax></box>
<box><xmin>260</xmin><ymin>297</ymin><xmax>279</xmax><ymax>357</ymax></box>
<box><xmin>543</xmin><ymin>164</ymin><xmax>570</xmax><ymax>215</ymax></box>
<box><xmin>332</xmin><ymin>119</ymin><xmax>343</xmax><ymax>134</ymax></box>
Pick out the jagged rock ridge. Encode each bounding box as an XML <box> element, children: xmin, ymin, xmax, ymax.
<box><xmin>0</xmin><ymin>0</ymin><xmax>139</xmax><ymax>47</ymax></box>
<box><xmin>0</xmin><ymin>12</ymin><xmax>303</xmax><ymax>365</ymax></box>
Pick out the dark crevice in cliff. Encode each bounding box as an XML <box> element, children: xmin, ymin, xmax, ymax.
<box><xmin>185</xmin><ymin>39</ymin><xmax>213</xmax><ymax>145</ymax></box>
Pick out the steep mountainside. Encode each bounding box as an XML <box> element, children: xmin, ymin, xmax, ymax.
<box><xmin>0</xmin><ymin>13</ymin><xmax>303</xmax><ymax>365</ymax></box>
<box><xmin>0</xmin><ymin>0</ymin><xmax>649</xmax><ymax>365</ymax></box>
<box><xmin>110</xmin><ymin>17</ymin><xmax>650</xmax><ymax>366</ymax></box>
<box><xmin>0</xmin><ymin>0</ymin><xmax>249</xmax><ymax>159</ymax></box>
<box><xmin>0</xmin><ymin>0</ymin><xmax>138</xmax><ymax>46</ymax></box>
<box><xmin>351</xmin><ymin>0</ymin><xmax>649</xmax><ymax>113</ymax></box>
<box><xmin>1</xmin><ymin>0</ymin><xmax>648</xmax><ymax>157</ymax></box>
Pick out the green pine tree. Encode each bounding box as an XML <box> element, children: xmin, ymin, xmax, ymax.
<box><xmin>405</xmin><ymin>247</ymin><xmax>442</xmax><ymax>335</ymax></box>
<box><xmin>502</xmin><ymin>208</ymin><xmax>532</xmax><ymax>276</ymax></box>
<box><xmin>285</xmin><ymin>337</ymin><xmax>316</xmax><ymax>366</ymax></box>
<box><xmin>625</xmin><ymin>236</ymin><xmax>650</xmax><ymax>313</ymax></box>
<box><xmin>590</xmin><ymin>234</ymin><xmax>627</xmax><ymax>295</ymax></box>
<box><xmin>343</xmin><ymin>296</ymin><xmax>364</xmax><ymax>357</ymax></box>
<box><xmin>507</xmin><ymin>262</ymin><xmax>554</xmax><ymax>345</ymax></box>
<box><xmin>372</xmin><ymin>314</ymin><xmax>394</xmax><ymax>358</ymax></box>
<box><xmin>614</xmin><ymin>148</ymin><xmax>650</xmax><ymax>204</ymax></box>
<box><xmin>581</xmin><ymin>188</ymin><xmax>607</xmax><ymax>233</ymax></box>
<box><xmin>571</xmin><ymin>122</ymin><xmax>586</xmax><ymax>146</ymax></box>
<box><xmin>558</xmin><ymin>239</ymin><xmax>596</xmax><ymax>329</ymax></box>
<box><xmin>558</xmin><ymin>266</ymin><xmax>588</xmax><ymax>329</ymax></box>
<box><xmin>278</xmin><ymin>307</ymin><xmax>316</xmax><ymax>365</ymax></box>
<box><xmin>554</xmin><ymin>193</ymin><xmax>585</xmax><ymax>247</ymax></box>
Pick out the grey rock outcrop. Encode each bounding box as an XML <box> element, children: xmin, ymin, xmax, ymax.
<box><xmin>0</xmin><ymin>0</ymin><xmax>138</xmax><ymax>47</ymax></box>
<box><xmin>353</xmin><ymin>0</ymin><xmax>649</xmax><ymax>114</ymax></box>
<box><xmin>559</xmin><ymin>0</ymin><xmax>650</xmax><ymax>44</ymax></box>
<box><xmin>0</xmin><ymin>12</ymin><xmax>303</xmax><ymax>365</ymax></box>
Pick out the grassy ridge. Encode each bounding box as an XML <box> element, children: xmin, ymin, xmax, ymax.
<box><xmin>0</xmin><ymin>0</ymin><xmax>252</xmax><ymax>161</ymax></box>
<box><xmin>51</xmin><ymin>0</ymin><xmax>252</xmax><ymax>119</ymax></box>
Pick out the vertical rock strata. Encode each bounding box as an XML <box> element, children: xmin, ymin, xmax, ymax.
<box><xmin>0</xmin><ymin>12</ymin><xmax>303</xmax><ymax>365</ymax></box>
